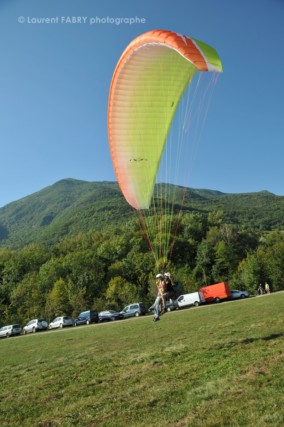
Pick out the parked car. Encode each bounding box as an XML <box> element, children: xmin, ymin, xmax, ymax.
<box><xmin>230</xmin><ymin>290</ymin><xmax>249</xmax><ymax>299</ymax></box>
<box><xmin>148</xmin><ymin>299</ymin><xmax>178</xmax><ymax>313</ymax></box>
<box><xmin>120</xmin><ymin>302</ymin><xmax>146</xmax><ymax>318</ymax></box>
<box><xmin>98</xmin><ymin>310</ymin><xmax>123</xmax><ymax>322</ymax></box>
<box><xmin>165</xmin><ymin>299</ymin><xmax>179</xmax><ymax>312</ymax></box>
<box><xmin>23</xmin><ymin>319</ymin><xmax>48</xmax><ymax>334</ymax></box>
<box><xmin>0</xmin><ymin>324</ymin><xmax>22</xmax><ymax>338</ymax></box>
<box><xmin>176</xmin><ymin>291</ymin><xmax>205</xmax><ymax>309</ymax></box>
<box><xmin>74</xmin><ymin>310</ymin><xmax>99</xmax><ymax>326</ymax></box>
<box><xmin>49</xmin><ymin>316</ymin><xmax>74</xmax><ymax>329</ymax></box>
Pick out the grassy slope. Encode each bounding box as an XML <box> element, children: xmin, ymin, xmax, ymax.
<box><xmin>0</xmin><ymin>293</ymin><xmax>283</xmax><ymax>426</ymax></box>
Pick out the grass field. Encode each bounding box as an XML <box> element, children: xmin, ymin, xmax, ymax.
<box><xmin>0</xmin><ymin>293</ymin><xmax>283</xmax><ymax>427</ymax></box>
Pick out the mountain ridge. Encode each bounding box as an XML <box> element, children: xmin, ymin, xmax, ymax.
<box><xmin>0</xmin><ymin>178</ymin><xmax>283</xmax><ymax>249</ymax></box>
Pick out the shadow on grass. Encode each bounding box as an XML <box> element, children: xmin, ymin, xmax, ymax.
<box><xmin>242</xmin><ymin>333</ymin><xmax>284</xmax><ymax>344</ymax></box>
<box><xmin>214</xmin><ymin>332</ymin><xmax>284</xmax><ymax>350</ymax></box>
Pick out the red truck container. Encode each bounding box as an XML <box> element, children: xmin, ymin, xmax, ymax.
<box><xmin>199</xmin><ymin>281</ymin><xmax>231</xmax><ymax>303</ymax></box>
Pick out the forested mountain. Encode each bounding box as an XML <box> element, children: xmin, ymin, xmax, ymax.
<box><xmin>1</xmin><ymin>178</ymin><xmax>284</xmax><ymax>326</ymax></box>
<box><xmin>0</xmin><ymin>180</ymin><xmax>131</xmax><ymax>248</ymax></box>
<box><xmin>0</xmin><ymin>178</ymin><xmax>283</xmax><ymax>249</ymax></box>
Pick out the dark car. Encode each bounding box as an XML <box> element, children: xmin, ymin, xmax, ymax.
<box><xmin>74</xmin><ymin>310</ymin><xmax>99</xmax><ymax>326</ymax></box>
<box><xmin>120</xmin><ymin>302</ymin><xmax>146</xmax><ymax>318</ymax></box>
<box><xmin>98</xmin><ymin>310</ymin><xmax>123</xmax><ymax>322</ymax></box>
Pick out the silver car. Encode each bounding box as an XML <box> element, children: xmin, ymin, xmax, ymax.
<box><xmin>120</xmin><ymin>302</ymin><xmax>147</xmax><ymax>318</ymax></box>
<box><xmin>23</xmin><ymin>319</ymin><xmax>48</xmax><ymax>334</ymax></box>
<box><xmin>49</xmin><ymin>316</ymin><xmax>74</xmax><ymax>329</ymax></box>
<box><xmin>230</xmin><ymin>290</ymin><xmax>249</xmax><ymax>299</ymax></box>
<box><xmin>0</xmin><ymin>324</ymin><xmax>22</xmax><ymax>338</ymax></box>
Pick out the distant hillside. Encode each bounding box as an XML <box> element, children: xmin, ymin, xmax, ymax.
<box><xmin>0</xmin><ymin>179</ymin><xmax>283</xmax><ymax>248</ymax></box>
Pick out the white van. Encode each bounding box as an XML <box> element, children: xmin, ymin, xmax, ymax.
<box><xmin>176</xmin><ymin>292</ymin><xmax>205</xmax><ymax>308</ymax></box>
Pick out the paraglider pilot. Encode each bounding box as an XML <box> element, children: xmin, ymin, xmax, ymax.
<box><xmin>153</xmin><ymin>273</ymin><xmax>165</xmax><ymax>322</ymax></box>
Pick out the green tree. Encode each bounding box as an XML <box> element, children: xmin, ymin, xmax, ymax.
<box><xmin>193</xmin><ymin>241</ymin><xmax>214</xmax><ymax>286</ymax></box>
<box><xmin>66</xmin><ymin>278</ymin><xmax>87</xmax><ymax>317</ymax></box>
<box><xmin>105</xmin><ymin>276</ymin><xmax>139</xmax><ymax>310</ymax></box>
<box><xmin>235</xmin><ymin>252</ymin><xmax>263</xmax><ymax>294</ymax></box>
<box><xmin>9</xmin><ymin>272</ymin><xmax>43</xmax><ymax>324</ymax></box>
<box><xmin>181</xmin><ymin>212</ymin><xmax>207</xmax><ymax>242</ymax></box>
<box><xmin>97</xmin><ymin>233</ymin><xmax>131</xmax><ymax>262</ymax></box>
<box><xmin>46</xmin><ymin>278</ymin><xmax>72</xmax><ymax>320</ymax></box>
<box><xmin>212</xmin><ymin>240</ymin><xmax>238</xmax><ymax>282</ymax></box>
<box><xmin>208</xmin><ymin>210</ymin><xmax>225</xmax><ymax>227</ymax></box>
<box><xmin>38</xmin><ymin>258</ymin><xmax>65</xmax><ymax>296</ymax></box>
<box><xmin>2</xmin><ymin>244</ymin><xmax>50</xmax><ymax>287</ymax></box>
<box><xmin>62</xmin><ymin>250</ymin><xmax>106</xmax><ymax>305</ymax></box>
<box><xmin>258</xmin><ymin>232</ymin><xmax>284</xmax><ymax>291</ymax></box>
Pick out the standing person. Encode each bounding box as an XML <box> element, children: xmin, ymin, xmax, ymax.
<box><xmin>153</xmin><ymin>274</ymin><xmax>165</xmax><ymax>322</ymax></box>
<box><xmin>159</xmin><ymin>275</ymin><xmax>167</xmax><ymax>314</ymax></box>
<box><xmin>164</xmin><ymin>272</ymin><xmax>175</xmax><ymax>301</ymax></box>
<box><xmin>265</xmin><ymin>282</ymin><xmax>270</xmax><ymax>294</ymax></box>
<box><xmin>258</xmin><ymin>283</ymin><xmax>264</xmax><ymax>295</ymax></box>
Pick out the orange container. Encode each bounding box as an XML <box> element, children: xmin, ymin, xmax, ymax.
<box><xmin>199</xmin><ymin>282</ymin><xmax>231</xmax><ymax>303</ymax></box>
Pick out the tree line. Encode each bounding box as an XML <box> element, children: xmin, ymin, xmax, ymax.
<box><xmin>0</xmin><ymin>210</ymin><xmax>283</xmax><ymax>327</ymax></box>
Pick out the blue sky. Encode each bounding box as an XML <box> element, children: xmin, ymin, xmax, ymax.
<box><xmin>0</xmin><ymin>0</ymin><xmax>283</xmax><ymax>207</ymax></box>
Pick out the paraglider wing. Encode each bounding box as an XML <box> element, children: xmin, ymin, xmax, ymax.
<box><xmin>108</xmin><ymin>30</ymin><xmax>222</xmax><ymax>210</ymax></box>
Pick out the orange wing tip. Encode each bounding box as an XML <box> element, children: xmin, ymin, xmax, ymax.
<box><xmin>114</xmin><ymin>29</ymin><xmax>223</xmax><ymax>74</ymax></box>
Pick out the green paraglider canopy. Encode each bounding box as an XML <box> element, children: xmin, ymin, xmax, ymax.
<box><xmin>108</xmin><ymin>29</ymin><xmax>222</xmax><ymax>210</ymax></box>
